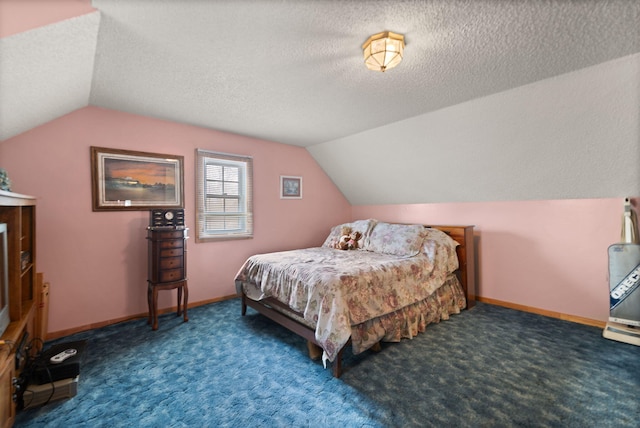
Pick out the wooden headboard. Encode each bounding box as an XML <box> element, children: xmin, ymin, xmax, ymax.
<box><xmin>427</xmin><ymin>225</ymin><xmax>476</xmax><ymax>309</ymax></box>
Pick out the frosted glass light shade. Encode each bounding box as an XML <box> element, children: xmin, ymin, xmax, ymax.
<box><xmin>362</xmin><ymin>31</ymin><xmax>405</xmax><ymax>72</ymax></box>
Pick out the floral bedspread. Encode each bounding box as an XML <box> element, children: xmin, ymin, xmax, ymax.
<box><xmin>234</xmin><ymin>247</ymin><xmax>456</xmax><ymax>363</ymax></box>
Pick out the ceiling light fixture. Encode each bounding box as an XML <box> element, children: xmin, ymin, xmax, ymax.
<box><xmin>362</xmin><ymin>31</ymin><xmax>405</xmax><ymax>72</ymax></box>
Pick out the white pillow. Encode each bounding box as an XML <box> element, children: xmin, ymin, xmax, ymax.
<box><xmin>366</xmin><ymin>222</ymin><xmax>426</xmax><ymax>257</ymax></box>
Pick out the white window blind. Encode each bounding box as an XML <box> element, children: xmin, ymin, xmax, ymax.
<box><xmin>196</xmin><ymin>149</ymin><xmax>253</xmax><ymax>241</ymax></box>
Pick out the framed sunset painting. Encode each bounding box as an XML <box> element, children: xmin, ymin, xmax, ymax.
<box><xmin>91</xmin><ymin>147</ymin><xmax>184</xmax><ymax>211</ymax></box>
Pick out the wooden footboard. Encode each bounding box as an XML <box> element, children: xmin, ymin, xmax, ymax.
<box><xmin>240</xmin><ymin>224</ymin><xmax>475</xmax><ymax>378</ymax></box>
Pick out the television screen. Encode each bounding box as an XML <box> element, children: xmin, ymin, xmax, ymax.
<box><xmin>0</xmin><ymin>224</ymin><xmax>10</xmax><ymax>337</ymax></box>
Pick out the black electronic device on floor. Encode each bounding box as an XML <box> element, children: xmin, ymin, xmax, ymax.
<box><xmin>30</xmin><ymin>340</ymin><xmax>87</xmax><ymax>385</ymax></box>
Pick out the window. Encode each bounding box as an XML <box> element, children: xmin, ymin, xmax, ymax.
<box><xmin>196</xmin><ymin>149</ymin><xmax>253</xmax><ymax>241</ymax></box>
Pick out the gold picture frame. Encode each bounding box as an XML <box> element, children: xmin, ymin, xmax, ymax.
<box><xmin>91</xmin><ymin>147</ymin><xmax>184</xmax><ymax>211</ymax></box>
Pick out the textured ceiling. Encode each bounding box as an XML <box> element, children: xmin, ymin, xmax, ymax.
<box><xmin>87</xmin><ymin>0</ymin><xmax>640</xmax><ymax>147</ymax></box>
<box><xmin>1</xmin><ymin>1</ymin><xmax>639</xmax><ymax>147</ymax></box>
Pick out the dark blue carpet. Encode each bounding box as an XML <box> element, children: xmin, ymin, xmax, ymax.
<box><xmin>15</xmin><ymin>300</ymin><xmax>640</xmax><ymax>427</ymax></box>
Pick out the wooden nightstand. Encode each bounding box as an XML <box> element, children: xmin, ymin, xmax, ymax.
<box><xmin>146</xmin><ymin>227</ymin><xmax>189</xmax><ymax>330</ymax></box>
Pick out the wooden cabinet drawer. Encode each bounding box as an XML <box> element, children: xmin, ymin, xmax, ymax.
<box><xmin>160</xmin><ymin>248</ymin><xmax>183</xmax><ymax>257</ymax></box>
<box><xmin>159</xmin><ymin>239</ymin><xmax>183</xmax><ymax>249</ymax></box>
<box><xmin>147</xmin><ymin>228</ymin><xmax>188</xmax><ymax>285</ymax></box>
<box><xmin>159</xmin><ymin>268</ymin><xmax>184</xmax><ymax>283</ymax></box>
<box><xmin>154</xmin><ymin>230</ymin><xmax>185</xmax><ymax>239</ymax></box>
<box><xmin>160</xmin><ymin>256</ymin><xmax>183</xmax><ymax>270</ymax></box>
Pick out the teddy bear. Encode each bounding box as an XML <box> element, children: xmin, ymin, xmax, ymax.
<box><xmin>335</xmin><ymin>226</ymin><xmax>362</xmax><ymax>250</ymax></box>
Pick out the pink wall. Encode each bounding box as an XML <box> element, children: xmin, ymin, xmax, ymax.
<box><xmin>2</xmin><ymin>2</ymin><xmax>636</xmax><ymax>333</ymax></box>
<box><xmin>0</xmin><ymin>107</ymin><xmax>350</xmax><ymax>334</ymax></box>
<box><xmin>353</xmin><ymin>199</ymin><xmax>633</xmax><ymax>322</ymax></box>
<box><xmin>1</xmin><ymin>106</ymin><xmax>635</xmax><ymax>333</ymax></box>
<box><xmin>0</xmin><ymin>0</ymin><xmax>96</xmax><ymax>38</ymax></box>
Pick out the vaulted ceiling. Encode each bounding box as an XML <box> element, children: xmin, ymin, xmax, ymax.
<box><xmin>2</xmin><ymin>0</ymin><xmax>639</xmax><ymax>147</ymax></box>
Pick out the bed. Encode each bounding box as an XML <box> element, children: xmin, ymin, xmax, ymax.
<box><xmin>235</xmin><ymin>220</ymin><xmax>475</xmax><ymax>377</ymax></box>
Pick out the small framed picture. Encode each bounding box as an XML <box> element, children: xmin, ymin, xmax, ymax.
<box><xmin>280</xmin><ymin>176</ymin><xmax>302</xmax><ymax>199</ymax></box>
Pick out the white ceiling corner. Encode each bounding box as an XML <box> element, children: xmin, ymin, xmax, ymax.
<box><xmin>0</xmin><ymin>11</ymin><xmax>100</xmax><ymax>141</ymax></box>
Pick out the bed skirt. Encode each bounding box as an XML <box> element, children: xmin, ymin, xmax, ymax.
<box><xmin>350</xmin><ymin>274</ymin><xmax>466</xmax><ymax>354</ymax></box>
<box><xmin>239</xmin><ymin>274</ymin><xmax>466</xmax><ymax>357</ymax></box>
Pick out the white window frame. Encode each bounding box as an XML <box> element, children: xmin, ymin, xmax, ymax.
<box><xmin>195</xmin><ymin>149</ymin><xmax>253</xmax><ymax>242</ymax></box>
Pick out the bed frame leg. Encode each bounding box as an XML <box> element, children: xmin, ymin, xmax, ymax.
<box><xmin>332</xmin><ymin>349</ymin><xmax>343</xmax><ymax>378</ymax></box>
<box><xmin>307</xmin><ymin>341</ymin><xmax>322</xmax><ymax>360</ymax></box>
